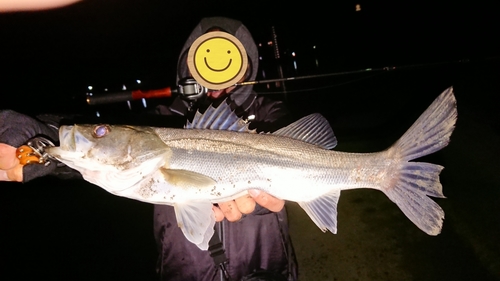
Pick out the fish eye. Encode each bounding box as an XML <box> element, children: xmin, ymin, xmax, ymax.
<box><xmin>92</xmin><ymin>125</ymin><xmax>110</xmax><ymax>138</ymax></box>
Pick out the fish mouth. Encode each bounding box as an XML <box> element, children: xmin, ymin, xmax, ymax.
<box><xmin>59</xmin><ymin>125</ymin><xmax>77</xmax><ymax>151</ymax></box>
<box><xmin>45</xmin><ymin>125</ymin><xmax>92</xmax><ymax>160</ymax></box>
<box><xmin>57</xmin><ymin>125</ymin><xmax>93</xmax><ymax>152</ymax></box>
<box><xmin>45</xmin><ymin>125</ymin><xmax>77</xmax><ymax>158</ymax></box>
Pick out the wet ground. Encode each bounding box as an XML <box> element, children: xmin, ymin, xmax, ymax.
<box><xmin>1</xmin><ymin>59</ymin><xmax>499</xmax><ymax>280</ymax></box>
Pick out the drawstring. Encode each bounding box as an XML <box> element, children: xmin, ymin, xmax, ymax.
<box><xmin>209</xmin><ymin>221</ymin><xmax>233</xmax><ymax>281</ymax></box>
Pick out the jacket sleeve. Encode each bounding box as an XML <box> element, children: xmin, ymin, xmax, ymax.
<box><xmin>248</xmin><ymin>96</ymin><xmax>294</xmax><ymax>133</ymax></box>
<box><xmin>0</xmin><ymin>110</ymin><xmax>82</xmax><ymax>182</ymax></box>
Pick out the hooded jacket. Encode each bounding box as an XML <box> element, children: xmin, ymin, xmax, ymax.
<box><xmin>156</xmin><ymin>17</ymin><xmax>287</xmax><ymax>129</ymax></box>
<box><xmin>176</xmin><ymin>17</ymin><xmax>259</xmax><ymax>107</ymax></box>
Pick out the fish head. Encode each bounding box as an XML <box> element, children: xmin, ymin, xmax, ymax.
<box><xmin>46</xmin><ymin>124</ymin><xmax>169</xmax><ymax>171</ymax></box>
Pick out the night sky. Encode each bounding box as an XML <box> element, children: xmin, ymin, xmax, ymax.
<box><xmin>1</xmin><ymin>0</ymin><xmax>498</xmax><ymax>112</ymax></box>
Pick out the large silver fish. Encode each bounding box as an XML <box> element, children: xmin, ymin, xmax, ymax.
<box><xmin>46</xmin><ymin>87</ymin><xmax>457</xmax><ymax>250</ymax></box>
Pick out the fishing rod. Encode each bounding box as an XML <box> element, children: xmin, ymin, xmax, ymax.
<box><xmin>85</xmin><ymin>60</ymin><xmax>458</xmax><ymax>106</ymax></box>
<box><xmin>86</xmin><ymin>77</ymin><xmax>206</xmax><ymax>105</ymax></box>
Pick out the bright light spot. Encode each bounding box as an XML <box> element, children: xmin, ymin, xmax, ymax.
<box><xmin>267</xmin><ymin>41</ymin><xmax>273</xmax><ymax>46</ymax></box>
<box><xmin>247</xmin><ymin>114</ymin><xmax>255</xmax><ymax>121</ymax></box>
<box><xmin>259</xmin><ymin>56</ymin><xmax>263</xmax><ymax>60</ymax></box>
<box><xmin>313</xmin><ymin>45</ymin><xmax>316</xmax><ymax>49</ymax></box>
<box><xmin>136</xmin><ymin>79</ymin><xmax>141</xmax><ymax>84</ymax></box>
<box><xmin>258</xmin><ymin>43</ymin><xmax>262</xmax><ymax>47</ymax></box>
<box><xmin>87</xmin><ymin>85</ymin><xmax>93</xmax><ymax>90</ymax></box>
<box><xmin>122</xmin><ymin>84</ymin><xmax>127</xmax><ymax>90</ymax></box>
<box><xmin>293</xmin><ymin>60</ymin><xmax>297</xmax><ymax>70</ymax></box>
<box><xmin>142</xmin><ymin>98</ymin><xmax>147</xmax><ymax>108</ymax></box>
<box><xmin>356</xmin><ymin>4</ymin><xmax>361</xmax><ymax>11</ymax></box>
<box><xmin>96</xmin><ymin>111</ymin><xmax>100</xmax><ymax>117</ymax></box>
<box><xmin>104</xmin><ymin>88</ymin><xmax>108</xmax><ymax>92</ymax></box>
<box><xmin>0</xmin><ymin>0</ymin><xmax>82</xmax><ymax>12</ymax></box>
<box><xmin>127</xmin><ymin>100</ymin><xmax>132</xmax><ymax>110</ymax></box>
<box><xmin>292</xmin><ymin>52</ymin><xmax>296</xmax><ymax>57</ymax></box>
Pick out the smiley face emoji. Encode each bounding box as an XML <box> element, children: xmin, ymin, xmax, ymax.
<box><xmin>187</xmin><ymin>31</ymin><xmax>248</xmax><ymax>90</ymax></box>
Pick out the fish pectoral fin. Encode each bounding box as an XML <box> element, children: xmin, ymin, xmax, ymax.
<box><xmin>173</xmin><ymin>201</ymin><xmax>215</xmax><ymax>251</ymax></box>
<box><xmin>298</xmin><ymin>189</ymin><xmax>341</xmax><ymax>234</ymax></box>
<box><xmin>160</xmin><ymin>168</ymin><xmax>216</xmax><ymax>188</ymax></box>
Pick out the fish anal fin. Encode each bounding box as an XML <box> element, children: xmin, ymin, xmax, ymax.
<box><xmin>173</xmin><ymin>201</ymin><xmax>215</xmax><ymax>250</ymax></box>
<box><xmin>298</xmin><ymin>189</ymin><xmax>340</xmax><ymax>234</ymax></box>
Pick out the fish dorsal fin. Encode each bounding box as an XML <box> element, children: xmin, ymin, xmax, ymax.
<box><xmin>273</xmin><ymin>113</ymin><xmax>337</xmax><ymax>149</ymax></box>
<box><xmin>186</xmin><ymin>100</ymin><xmax>255</xmax><ymax>133</ymax></box>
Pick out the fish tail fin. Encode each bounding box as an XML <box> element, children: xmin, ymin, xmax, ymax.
<box><xmin>382</xmin><ymin>87</ymin><xmax>457</xmax><ymax>235</ymax></box>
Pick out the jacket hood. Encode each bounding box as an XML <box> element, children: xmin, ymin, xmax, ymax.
<box><xmin>177</xmin><ymin>17</ymin><xmax>258</xmax><ymax>106</ymax></box>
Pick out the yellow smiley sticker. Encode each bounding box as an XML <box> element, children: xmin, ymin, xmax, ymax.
<box><xmin>187</xmin><ymin>31</ymin><xmax>248</xmax><ymax>90</ymax></box>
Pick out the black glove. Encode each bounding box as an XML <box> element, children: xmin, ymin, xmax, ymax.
<box><xmin>0</xmin><ymin>110</ymin><xmax>59</xmax><ymax>147</ymax></box>
<box><xmin>0</xmin><ymin>110</ymin><xmax>62</xmax><ymax>182</ymax></box>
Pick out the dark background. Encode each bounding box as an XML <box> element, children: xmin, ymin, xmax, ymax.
<box><xmin>1</xmin><ymin>0</ymin><xmax>498</xmax><ymax>114</ymax></box>
<box><xmin>1</xmin><ymin>1</ymin><xmax>499</xmax><ymax>280</ymax></box>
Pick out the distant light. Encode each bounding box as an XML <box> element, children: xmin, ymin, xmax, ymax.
<box><xmin>267</xmin><ymin>41</ymin><xmax>273</xmax><ymax>46</ymax></box>
<box><xmin>122</xmin><ymin>84</ymin><xmax>127</xmax><ymax>90</ymax></box>
<box><xmin>258</xmin><ymin>43</ymin><xmax>262</xmax><ymax>47</ymax></box>
<box><xmin>259</xmin><ymin>56</ymin><xmax>263</xmax><ymax>60</ymax></box>
<box><xmin>313</xmin><ymin>45</ymin><xmax>317</xmax><ymax>49</ymax></box>
<box><xmin>136</xmin><ymin>79</ymin><xmax>141</xmax><ymax>84</ymax></box>
<box><xmin>291</xmin><ymin>52</ymin><xmax>296</xmax><ymax>57</ymax></box>
<box><xmin>142</xmin><ymin>98</ymin><xmax>147</xmax><ymax>108</ymax></box>
<box><xmin>87</xmin><ymin>85</ymin><xmax>93</xmax><ymax>90</ymax></box>
<box><xmin>356</xmin><ymin>4</ymin><xmax>361</xmax><ymax>11</ymax></box>
<box><xmin>96</xmin><ymin>111</ymin><xmax>100</xmax><ymax>117</ymax></box>
<box><xmin>293</xmin><ymin>60</ymin><xmax>297</xmax><ymax>70</ymax></box>
<box><xmin>127</xmin><ymin>100</ymin><xmax>132</xmax><ymax>110</ymax></box>
<box><xmin>104</xmin><ymin>88</ymin><xmax>108</xmax><ymax>92</ymax></box>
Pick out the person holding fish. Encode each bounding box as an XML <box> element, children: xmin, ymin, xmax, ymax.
<box><xmin>152</xmin><ymin>17</ymin><xmax>298</xmax><ymax>281</ymax></box>
<box><xmin>0</xmin><ymin>17</ymin><xmax>298</xmax><ymax>281</ymax></box>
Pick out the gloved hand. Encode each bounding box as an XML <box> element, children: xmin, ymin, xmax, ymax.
<box><xmin>0</xmin><ymin>110</ymin><xmax>60</xmax><ymax>182</ymax></box>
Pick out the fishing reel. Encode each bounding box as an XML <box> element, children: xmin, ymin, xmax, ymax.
<box><xmin>176</xmin><ymin>77</ymin><xmax>208</xmax><ymax>102</ymax></box>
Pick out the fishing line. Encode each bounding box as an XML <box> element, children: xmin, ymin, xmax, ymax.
<box><xmin>249</xmin><ymin>58</ymin><xmax>469</xmax><ymax>95</ymax></box>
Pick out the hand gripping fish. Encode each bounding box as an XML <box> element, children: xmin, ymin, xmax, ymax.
<box><xmin>46</xmin><ymin>87</ymin><xmax>457</xmax><ymax>250</ymax></box>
